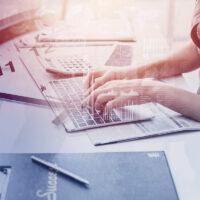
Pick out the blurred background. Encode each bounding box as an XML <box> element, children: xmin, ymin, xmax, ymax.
<box><xmin>46</xmin><ymin>0</ymin><xmax>196</xmax><ymax>49</ymax></box>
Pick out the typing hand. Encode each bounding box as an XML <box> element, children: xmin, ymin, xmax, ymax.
<box><xmin>84</xmin><ymin>66</ymin><xmax>131</xmax><ymax>96</ymax></box>
<box><xmin>82</xmin><ymin>79</ymin><xmax>157</xmax><ymax>112</ymax></box>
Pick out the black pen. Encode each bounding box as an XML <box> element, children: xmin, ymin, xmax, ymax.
<box><xmin>0</xmin><ymin>92</ymin><xmax>60</xmax><ymax>108</ymax></box>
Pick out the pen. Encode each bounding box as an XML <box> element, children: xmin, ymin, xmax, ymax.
<box><xmin>0</xmin><ymin>92</ymin><xmax>49</xmax><ymax>107</ymax></box>
<box><xmin>31</xmin><ymin>156</ymin><xmax>90</xmax><ymax>186</ymax></box>
<box><xmin>15</xmin><ymin>42</ymin><xmax>115</xmax><ymax>49</ymax></box>
<box><xmin>0</xmin><ymin>92</ymin><xmax>61</xmax><ymax>108</ymax></box>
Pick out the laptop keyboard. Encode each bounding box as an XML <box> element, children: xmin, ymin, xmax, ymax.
<box><xmin>49</xmin><ymin>77</ymin><xmax>122</xmax><ymax>130</ymax></box>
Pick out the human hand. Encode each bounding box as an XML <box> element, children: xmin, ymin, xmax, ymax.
<box><xmin>84</xmin><ymin>66</ymin><xmax>132</xmax><ymax>96</ymax></box>
<box><xmin>82</xmin><ymin>79</ymin><xmax>160</xmax><ymax>112</ymax></box>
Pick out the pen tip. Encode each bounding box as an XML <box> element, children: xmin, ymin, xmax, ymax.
<box><xmin>85</xmin><ymin>182</ymin><xmax>90</xmax><ymax>188</ymax></box>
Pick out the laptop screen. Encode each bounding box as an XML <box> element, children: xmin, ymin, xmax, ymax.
<box><xmin>0</xmin><ymin>0</ymin><xmax>43</xmax><ymax>31</ymax></box>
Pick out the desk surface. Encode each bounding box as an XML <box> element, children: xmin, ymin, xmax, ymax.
<box><xmin>0</xmin><ymin>32</ymin><xmax>200</xmax><ymax>200</ymax></box>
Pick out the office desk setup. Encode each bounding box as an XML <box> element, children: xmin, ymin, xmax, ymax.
<box><xmin>0</xmin><ymin>20</ymin><xmax>200</xmax><ymax>199</ymax></box>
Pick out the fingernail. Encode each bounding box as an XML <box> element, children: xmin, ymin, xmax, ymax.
<box><xmin>96</xmin><ymin>104</ymin><xmax>104</xmax><ymax>111</ymax></box>
<box><xmin>81</xmin><ymin>101</ymin><xmax>86</xmax><ymax>108</ymax></box>
<box><xmin>95</xmin><ymin>104</ymin><xmax>100</xmax><ymax>111</ymax></box>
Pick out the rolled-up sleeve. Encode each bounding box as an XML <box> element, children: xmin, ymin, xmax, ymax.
<box><xmin>191</xmin><ymin>0</ymin><xmax>200</xmax><ymax>48</ymax></box>
<box><xmin>191</xmin><ymin>0</ymin><xmax>200</xmax><ymax>95</ymax></box>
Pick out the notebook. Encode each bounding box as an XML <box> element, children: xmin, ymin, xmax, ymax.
<box><xmin>0</xmin><ymin>152</ymin><xmax>179</xmax><ymax>200</ymax></box>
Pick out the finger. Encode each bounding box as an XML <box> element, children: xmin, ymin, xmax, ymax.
<box><xmin>84</xmin><ymin>71</ymin><xmax>112</xmax><ymax>96</ymax></box>
<box><xmin>104</xmin><ymin>96</ymin><xmax>132</xmax><ymax>113</ymax></box>
<box><xmin>104</xmin><ymin>93</ymin><xmax>146</xmax><ymax>113</ymax></box>
<box><xmin>95</xmin><ymin>93</ymin><xmax>116</xmax><ymax>110</ymax></box>
<box><xmin>86</xmin><ymin>83</ymin><xmax>132</xmax><ymax>108</ymax></box>
<box><xmin>82</xmin><ymin>87</ymin><xmax>110</xmax><ymax>108</ymax></box>
<box><xmin>83</xmin><ymin>70</ymin><xmax>94</xmax><ymax>91</ymax></box>
<box><xmin>83</xmin><ymin>68</ymin><xmax>100</xmax><ymax>90</ymax></box>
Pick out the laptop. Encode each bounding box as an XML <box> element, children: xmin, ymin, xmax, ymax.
<box><xmin>43</xmin><ymin>76</ymin><xmax>154</xmax><ymax>132</ymax></box>
<box><xmin>20</xmin><ymin>44</ymin><xmax>154</xmax><ymax>132</ymax></box>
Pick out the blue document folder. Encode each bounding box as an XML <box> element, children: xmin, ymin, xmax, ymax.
<box><xmin>0</xmin><ymin>152</ymin><xmax>179</xmax><ymax>200</ymax></box>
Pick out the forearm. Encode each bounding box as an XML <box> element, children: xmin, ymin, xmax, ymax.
<box><xmin>127</xmin><ymin>41</ymin><xmax>200</xmax><ymax>79</ymax></box>
<box><xmin>150</xmin><ymin>83</ymin><xmax>200</xmax><ymax>121</ymax></box>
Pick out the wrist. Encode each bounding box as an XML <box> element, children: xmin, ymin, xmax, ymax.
<box><xmin>124</xmin><ymin>66</ymin><xmax>141</xmax><ymax>79</ymax></box>
<box><xmin>127</xmin><ymin>58</ymin><xmax>169</xmax><ymax>79</ymax></box>
<box><xmin>145</xmin><ymin>81</ymin><xmax>165</xmax><ymax>103</ymax></box>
